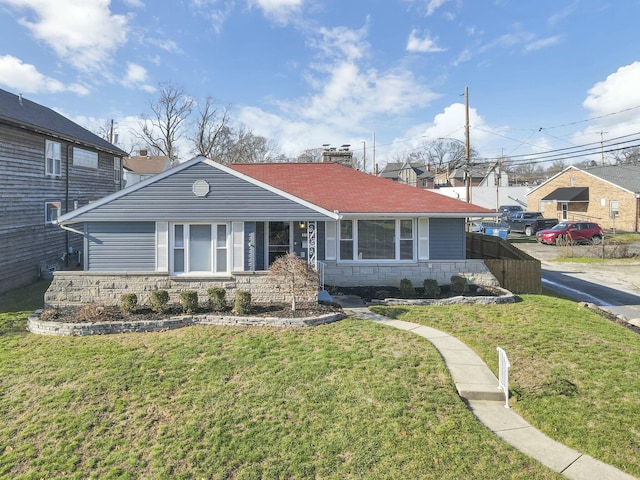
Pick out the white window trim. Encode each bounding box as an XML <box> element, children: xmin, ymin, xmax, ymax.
<box><xmin>45</xmin><ymin>140</ymin><xmax>61</xmax><ymax>178</ymax></box>
<box><xmin>170</xmin><ymin>223</ymin><xmax>230</xmax><ymax>276</ymax></box>
<box><xmin>337</xmin><ymin>218</ymin><xmax>416</xmax><ymax>263</ymax></box>
<box><xmin>113</xmin><ymin>157</ymin><xmax>122</xmax><ymax>184</ymax></box>
<box><xmin>45</xmin><ymin>201</ymin><xmax>61</xmax><ymax>224</ymax></box>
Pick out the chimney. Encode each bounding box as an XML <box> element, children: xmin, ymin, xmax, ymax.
<box><xmin>18</xmin><ymin>93</ymin><xmax>23</xmax><ymax>106</ymax></box>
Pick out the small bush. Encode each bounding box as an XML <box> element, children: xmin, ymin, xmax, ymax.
<box><xmin>399</xmin><ymin>278</ymin><xmax>415</xmax><ymax>298</ymax></box>
<box><xmin>179</xmin><ymin>290</ymin><xmax>198</xmax><ymax>314</ymax></box>
<box><xmin>208</xmin><ymin>287</ymin><xmax>227</xmax><ymax>312</ymax></box>
<box><xmin>423</xmin><ymin>279</ymin><xmax>441</xmax><ymax>298</ymax></box>
<box><xmin>76</xmin><ymin>303</ymin><xmax>106</xmax><ymax>322</ymax></box>
<box><xmin>233</xmin><ymin>291</ymin><xmax>252</xmax><ymax>315</ymax></box>
<box><xmin>39</xmin><ymin>308</ymin><xmax>61</xmax><ymax>321</ymax></box>
<box><xmin>120</xmin><ymin>293</ymin><xmax>138</xmax><ymax>313</ymax></box>
<box><xmin>450</xmin><ymin>275</ymin><xmax>469</xmax><ymax>294</ymax></box>
<box><xmin>150</xmin><ymin>290</ymin><xmax>169</xmax><ymax>314</ymax></box>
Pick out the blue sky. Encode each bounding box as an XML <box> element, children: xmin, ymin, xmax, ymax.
<box><xmin>1</xmin><ymin>0</ymin><xmax>639</xmax><ymax>169</ymax></box>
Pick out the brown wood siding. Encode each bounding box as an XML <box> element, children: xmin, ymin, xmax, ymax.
<box><xmin>0</xmin><ymin>122</ymin><xmax>122</xmax><ymax>293</ymax></box>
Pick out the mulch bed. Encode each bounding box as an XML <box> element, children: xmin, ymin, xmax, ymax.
<box><xmin>39</xmin><ymin>302</ymin><xmax>343</xmax><ymax>324</ymax></box>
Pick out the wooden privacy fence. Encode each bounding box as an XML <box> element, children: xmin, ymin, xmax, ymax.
<box><xmin>467</xmin><ymin>233</ymin><xmax>541</xmax><ymax>294</ymax></box>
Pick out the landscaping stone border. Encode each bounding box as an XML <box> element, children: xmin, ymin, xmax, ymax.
<box><xmin>369</xmin><ymin>285</ymin><xmax>516</xmax><ymax>306</ymax></box>
<box><xmin>27</xmin><ymin>310</ymin><xmax>346</xmax><ymax>336</ymax></box>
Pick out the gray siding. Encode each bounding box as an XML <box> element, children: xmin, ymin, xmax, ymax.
<box><xmin>0</xmin><ymin>122</ymin><xmax>122</xmax><ymax>293</ymax></box>
<box><xmin>70</xmin><ymin>162</ymin><xmax>332</xmax><ymax>223</ymax></box>
<box><xmin>86</xmin><ymin>222</ymin><xmax>155</xmax><ymax>271</ymax></box>
<box><xmin>429</xmin><ymin>218</ymin><xmax>465</xmax><ymax>260</ymax></box>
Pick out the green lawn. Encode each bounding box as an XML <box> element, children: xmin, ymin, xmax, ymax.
<box><xmin>372</xmin><ymin>294</ymin><xmax>640</xmax><ymax>478</ymax></box>
<box><xmin>0</xmin><ymin>284</ymin><xmax>564</xmax><ymax>479</ymax></box>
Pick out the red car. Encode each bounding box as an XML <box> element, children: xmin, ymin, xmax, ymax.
<box><xmin>536</xmin><ymin>221</ymin><xmax>604</xmax><ymax>245</ymax></box>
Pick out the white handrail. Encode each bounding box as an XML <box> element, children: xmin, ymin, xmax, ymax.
<box><xmin>497</xmin><ymin>347</ymin><xmax>510</xmax><ymax>409</ymax></box>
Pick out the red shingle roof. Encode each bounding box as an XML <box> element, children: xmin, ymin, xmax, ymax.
<box><xmin>229</xmin><ymin>162</ymin><xmax>492</xmax><ymax>215</ymax></box>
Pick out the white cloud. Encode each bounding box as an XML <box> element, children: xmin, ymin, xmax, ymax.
<box><xmin>574</xmin><ymin>62</ymin><xmax>640</xmax><ymax>146</ymax></box>
<box><xmin>425</xmin><ymin>0</ymin><xmax>450</xmax><ymax>16</ymax></box>
<box><xmin>310</xmin><ymin>24</ymin><xmax>370</xmax><ymax>62</ymax></box>
<box><xmin>406</xmin><ymin>29</ymin><xmax>445</xmax><ymax>53</ymax></box>
<box><xmin>123</xmin><ymin>0</ymin><xmax>144</xmax><ymax>6</ymax></box>
<box><xmin>0</xmin><ymin>54</ymin><xmax>89</xmax><ymax>95</ymax></box>
<box><xmin>248</xmin><ymin>0</ymin><xmax>303</xmax><ymax>25</ymax></box>
<box><xmin>122</xmin><ymin>62</ymin><xmax>155</xmax><ymax>92</ymax></box>
<box><xmin>1</xmin><ymin>0</ymin><xmax>129</xmax><ymax>71</ymax></box>
<box><xmin>524</xmin><ymin>35</ymin><xmax>562</xmax><ymax>52</ymax></box>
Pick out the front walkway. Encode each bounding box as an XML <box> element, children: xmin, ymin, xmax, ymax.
<box><xmin>333</xmin><ymin>295</ymin><xmax>637</xmax><ymax>480</ymax></box>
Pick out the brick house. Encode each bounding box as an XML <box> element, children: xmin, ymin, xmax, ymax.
<box><xmin>527</xmin><ymin>165</ymin><xmax>640</xmax><ymax>232</ymax></box>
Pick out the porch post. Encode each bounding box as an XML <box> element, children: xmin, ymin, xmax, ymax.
<box><xmin>307</xmin><ymin>221</ymin><xmax>317</xmax><ymax>269</ymax></box>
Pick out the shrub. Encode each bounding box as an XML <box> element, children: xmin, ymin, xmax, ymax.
<box><xmin>120</xmin><ymin>293</ymin><xmax>138</xmax><ymax>313</ymax></box>
<box><xmin>76</xmin><ymin>303</ymin><xmax>106</xmax><ymax>322</ymax></box>
<box><xmin>233</xmin><ymin>291</ymin><xmax>252</xmax><ymax>315</ymax></box>
<box><xmin>399</xmin><ymin>278</ymin><xmax>415</xmax><ymax>298</ymax></box>
<box><xmin>450</xmin><ymin>275</ymin><xmax>469</xmax><ymax>294</ymax></box>
<box><xmin>268</xmin><ymin>253</ymin><xmax>318</xmax><ymax>311</ymax></box>
<box><xmin>208</xmin><ymin>287</ymin><xmax>227</xmax><ymax>312</ymax></box>
<box><xmin>150</xmin><ymin>290</ymin><xmax>170</xmax><ymax>314</ymax></box>
<box><xmin>179</xmin><ymin>290</ymin><xmax>198</xmax><ymax>314</ymax></box>
<box><xmin>423</xmin><ymin>279</ymin><xmax>441</xmax><ymax>298</ymax></box>
<box><xmin>39</xmin><ymin>308</ymin><xmax>61</xmax><ymax>321</ymax></box>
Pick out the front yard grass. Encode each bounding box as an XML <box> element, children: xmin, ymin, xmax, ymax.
<box><xmin>372</xmin><ymin>293</ymin><xmax>640</xmax><ymax>478</ymax></box>
<box><xmin>0</xmin><ymin>285</ymin><xmax>563</xmax><ymax>479</ymax></box>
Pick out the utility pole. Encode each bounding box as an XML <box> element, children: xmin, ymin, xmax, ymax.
<box><xmin>600</xmin><ymin>130</ymin><xmax>607</xmax><ymax>166</ymax></box>
<box><xmin>464</xmin><ymin>86</ymin><xmax>471</xmax><ymax>203</ymax></box>
<box><xmin>372</xmin><ymin>131</ymin><xmax>376</xmax><ymax>174</ymax></box>
<box><xmin>361</xmin><ymin>140</ymin><xmax>366</xmax><ymax>172</ymax></box>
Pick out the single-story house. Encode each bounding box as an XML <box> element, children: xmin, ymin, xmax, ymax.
<box><xmin>527</xmin><ymin>165</ymin><xmax>640</xmax><ymax>232</ymax></box>
<box><xmin>46</xmin><ymin>156</ymin><xmax>497</xmax><ymax>307</ymax></box>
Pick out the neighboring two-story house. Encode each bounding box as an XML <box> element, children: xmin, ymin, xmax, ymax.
<box><xmin>0</xmin><ymin>88</ymin><xmax>127</xmax><ymax>293</ymax></box>
<box><xmin>123</xmin><ymin>150</ymin><xmax>171</xmax><ymax>187</ymax></box>
<box><xmin>379</xmin><ymin>161</ymin><xmax>435</xmax><ymax>188</ymax></box>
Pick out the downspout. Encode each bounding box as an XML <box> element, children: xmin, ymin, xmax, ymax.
<box><xmin>65</xmin><ymin>144</ymin><xmax>71</xmax><ymax>267</ymax></box>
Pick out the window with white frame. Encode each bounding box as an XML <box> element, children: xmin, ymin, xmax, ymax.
<box><xmin>45</xmin><ymin>140</ymin><xmax>61</xmax><ymax>177</ymax></box>
<box><xmin>171</xmin><ymin>223</ymin><xmax>228</xmax><ymax>274</ymax></box>
<box><xmin>45</xmin><ymin>201</ymin><xmax>61</xmax><ymax>224</ymax></box>
<box><xmin>113</xmin><ymin>157</ymin><xmax>121</xmax><ymax>184</ymax></box>
<box><xmin>338</xmin><ymin>219</ymin><xmax>414</xmax><ymax>261</ymax></box>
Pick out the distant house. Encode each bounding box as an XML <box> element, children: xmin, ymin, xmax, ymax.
<box><xmin>434</xmin><ymin>164</ymin><xmax>486</xmax><ymax>189</ymax></box>
<box><xmin>123</xmin><ymin>150</ymin><xmax>171</xmax><ymax>186</ymax></box>
<box><xmin>527</xmin><ymin>165</ymin><xmax>640</xmax><ymax>232</ymax></box>
<box><xmin>0</xmin><ymin>88</ymin><xmax>127</xmax><ymax>293</ymax></box>
<box><xmin>379</xmin><ymin>161</ymin><xmax>435</xmax><ymax>188</ymax></box>
<box><xmin>47</xmin><ymin>157</ymin><xmax>496</xmax><ymax>307</ymax></box>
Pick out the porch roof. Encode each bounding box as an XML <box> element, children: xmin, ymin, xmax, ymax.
<box><xmin>229</xmin><ymin>162</ymin><xmax>491</xmax><ymax>217</ymax></box>
<box><xmin>541</xmin><ymin>187</ymin><xmax>589</xmax><ymax>202</ymax></box>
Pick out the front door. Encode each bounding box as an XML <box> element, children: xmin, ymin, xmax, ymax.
<box><xmin>268</xmin><ymin>221</ymin><xmax>291</xmax><ymax>265</ymax></box>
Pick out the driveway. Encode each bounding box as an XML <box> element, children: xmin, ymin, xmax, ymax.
<box><xmin>514</xmin><ymin>240</ymin><xmax>640</xmax><ymax>323</ymax></box>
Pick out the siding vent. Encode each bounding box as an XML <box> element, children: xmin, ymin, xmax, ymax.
<box><xmin>192</xmin><ymin>179</ymin><xmax>210</xmax><ymax>197</ymax></box>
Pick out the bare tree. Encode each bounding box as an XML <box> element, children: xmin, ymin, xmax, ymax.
<box><xmin>135</xmin><ymin>82</ymin><xmax>194</xmax><ymax>165</ymax></box>
<box><xmin>297</xmin><ymin>148</ymin><xmax>324</xmax><ymax>163</ymax></box>
<box><xmin>611</xmin><ymin>146</ymin><xmax>640</xmax><ymax>166</ymax></box>
<box><xmin>189</xmin><ymin>96</ymin><xmax>230</xmax><ymax>158</ymax></box>
<box><xmin>268</xmin><ymin>253</ymin><xmax>319</xmax><ymax>312</ymax></box>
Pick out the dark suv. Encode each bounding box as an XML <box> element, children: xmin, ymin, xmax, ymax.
<box><xmin>536</xmin><ymin>222</ymin><xmax>604</xmax><ymax>245</ymax></box>
<box><xmin>498</xmin><ymin>205</ymin><xmax>523</xmax><ymax>217</ymax></box>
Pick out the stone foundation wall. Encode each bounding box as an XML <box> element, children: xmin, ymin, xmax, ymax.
<box><xmin>45</xmin><ymin>271</ymin><xmax>317</xmax><ymax>308</ymax></box>
<box><xmin>323</xmin><ymin>259</ymin><xmax>498</xmax><ymax>288</ymax></box>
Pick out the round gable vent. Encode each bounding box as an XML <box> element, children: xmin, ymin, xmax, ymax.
<box><xmin>192</xmin><ymin>179</ymin><xmax>210</xmax><ymax>197</ymax></box>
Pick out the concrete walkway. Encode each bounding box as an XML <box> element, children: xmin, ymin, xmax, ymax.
<box><xmin>333</xmin><ymin>295</ymin><xmax>637</xmax><ymax>480</ymax></box>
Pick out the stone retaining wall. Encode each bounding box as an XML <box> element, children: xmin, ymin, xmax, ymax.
<box><xmin>45</xmin><ymin>271</ymin><xmax>317</xmax><ymax>309</ymax></box>
<box><xmin>27</xmin><ymin>311</ymin><xmax>346</xmax><ymax>336</ymax></box>
<box><xmin>323</xmin><ymin>259</ymin><xmax>499</xmax><ymax>288</ymax></box>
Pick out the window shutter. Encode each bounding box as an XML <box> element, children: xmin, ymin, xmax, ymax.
<box><xmin>232</xmin><ymin>222</ymin><xmax>244</xmax><ymax>272</ymax></box>
<box><xmin>156</xmin><ymin>222</ymin><xmax>168</xmax><ymax>272</ymax></box>
<box><xmin>325</xmin><ymin>221</ymin><xmax>337</xmax><ymax>260</ymax></box>
<box><xmin>418</xmin><ymin>218</ymin><xmax>429</xmax><ymax>260</ymax></box>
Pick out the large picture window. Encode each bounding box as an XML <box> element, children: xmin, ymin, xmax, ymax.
<box><xmin>171</xmin><ymin>223</ymin><xmax>228</xmax><ymax>274</ymax></box>
<box><xmin>338</xmin><ymin>219</ymin><xmax>414</xmax><ymax>261</ymax></box>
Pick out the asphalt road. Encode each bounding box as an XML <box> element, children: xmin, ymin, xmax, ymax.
<box><xmin>514</xmin><ymin>240</ymin><xmax>640</xmax><ymax>323</ymax></box>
